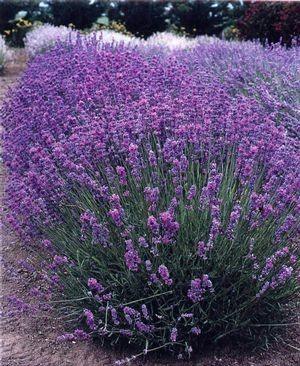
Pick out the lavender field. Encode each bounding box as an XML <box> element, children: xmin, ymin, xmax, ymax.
<box><xmin>1</xmin><ymin>32</ymin><xmax>299</xmax><ymax>365</ymax></box>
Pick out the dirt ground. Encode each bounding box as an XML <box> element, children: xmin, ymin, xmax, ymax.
<box><xmin>0</xmin><ymin>49</ymin><xmax>299</xmax><ymax>366</ymax></box>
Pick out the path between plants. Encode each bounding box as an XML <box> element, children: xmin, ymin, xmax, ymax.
<box><xmin>0</xmin><ymin>50</ymin><xmax>299</xmax><ymax>366</ymax></box>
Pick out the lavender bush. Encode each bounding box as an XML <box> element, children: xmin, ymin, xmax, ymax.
<box><xmin>2</xmin><ymin>38</ymin><xmax>299</xmax><ymax>360</ymax></box>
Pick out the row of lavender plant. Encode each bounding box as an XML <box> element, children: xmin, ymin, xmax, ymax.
<box><xmin>23</xmin><ymin>25</ymin><xmax>300</xmax><ymax>139</ymax></box>
<box><xmin>2</xmin><ymin>37</ymin><xmax>299</xmax><ymax>361</ymax></box>
<box><xmin>173</xmin><ymin>39</ymin><xmax>300</xmax><ymax>139</ymax></box>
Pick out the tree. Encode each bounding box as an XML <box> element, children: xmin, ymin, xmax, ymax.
<box><xmin>108</xmin><ymin>1</ymin><xmax>167</xmax><ymax>38</ymax></box>
<box><xmin>238</xmin><ymin>2</ymin><xmax>300</xmax><ymax>46</ymax></box>
<box><xmin>51</xmin><ymin>0</ymin><xmax>108</xmax><ymax>29</ymax></box>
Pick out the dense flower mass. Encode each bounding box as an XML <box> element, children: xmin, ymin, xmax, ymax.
<box><xmin>176</xmin><ymin>38</ymin><xmax>300</xmax><ymax>138</ymax></box>
<box><xmin>1</xmin><ymin>37</ymin><xmax>299</xmax><ymax>359</ymax></box>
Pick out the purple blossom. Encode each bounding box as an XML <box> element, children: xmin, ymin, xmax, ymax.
<box><xmin>158</xmin><ymin>264</ymin><xmax>173</xmax><ymax>286</ymax></box>
<box><xmin>116</xmin><ymin>166</ymin><xmax>127</xmax><ymax>185</ymax></box>
<box><xmin>175</xmin><ymin>185</ymin><xmax>183</xmax><ymax>197</ymax></box>
<box><xmin>111</xmin><ymin>307</ymin><xmax>120</xmax><ymax>325</ymax></box>
<box><xmin>120</xmin><ymin>329</ymin><xmax>133</xmax><ymax>337</ymax></box>
<box><xmin>57</xmin><ymin>329</ymin><xmax>89</xmax><ymax>342</ymax></box>
<box><xmin>148</xmin><ymin>150</ymin><xmax>157</xmax><ymax>167</ymax></box>
<box><xmin>88</xmin><ymin>278</ymin><xmax>104</xmax><ymax>293</ymax></box>
<box><xmin>7</xmin><ymin>296</ymin><xmax>32</xmax><ymax>314</ymax></box>
<box><xmin>188</xmin><ymin>275</ymin><xmax>214</xmax><ymax>303</ymax></box>
<box><xmin>41</xmin><ymin>239</ymin><xmax>54</xmax><ymax>252</ymax></box>
<box><xmin>144</xmin><ymin>187</ymin><xmax>160</xmax><ymax>211</ymax></box>
<box><xmin>80</xmin><ymin>211</ymin><xmax>110</xmax><ymax>246</ymax></box>
<box><xmin>123</xmin><ymin>306</ymin><xmax>141</xmax><ymax>324</ymax></box>
<box><xmin>141</xmin><ymin>304</ymin><xmax>149</xmax><ymax>320</ymax></box>
<box><xmin>191</xmin><ymin>327</ymin><xmax>201</xmax><ymax>335</ymax></box>
<box><xmin>170</xmin><ymin>327</ymin><xmax>178</xmax><ymax>342</ymax></box>
<box><xmin>199</xmin><ymin>163</ymin><xmax>222</xmax><ymax>208</ymax></box>
<box><xmin>18</xmin><ymin>259</ymin><xmax>35</xmax><ymax>273</ymax></box>
<box><xmin>109</xmin><ymin>208</ymin><xmax>123</xmax><ymax>227</ymax></box>
<box><xmin>148</xmin><ymin>273</ymin><xmax>159</xmax><ymax>284</ymax></box>
<box><xmin>145</xmin><ymin>260</ymin><xmax>152</xmax><ymax>272</ymax></box>
<box><xmin>257</xmin><ymin>265</ymin><xmax>294</xmax><ymax>298</ymax></box>
<box><xmin>187</xmin><ymin>185</ymin><xmax>197</xmax><ymax>200</ymax></box>
<box><xmin>258</xmin><ymin>247</ymin><xmax>290</xmax><ymax>281</ymax></box>
<box><xmin>84</xmin><ymin>309</ymin><xmax>96</xmax><ymax>330</ymax></box>
<box><xmin>159</xmin><ymin>210</ymin><xmax>179</xmax><ymax>244</ymax></box>
<box><xmin>147</xmin><ymin>215</ymin><xmax>159</xmax><ymax>234</ymax></box>
<box><xmin>49</xmin><ymin>255</ymin><xmax>68</xmax><ymax>270</ymax></box>
<box><xmin>276</xmin><ymin>265</ymin><xmax>293</xmax><ymax>285</ymax></box>
<box><xmin>73</xmin><ymin>329</ymin><xmax>90</xmax><ymax>340</ymax></box>
<box><xmin>197</xmin><ymin>241</ymin><xmax>211</xmax><ymax>260</ymax></box>
<box><xmin>226</xmin><ymin>204</ymin><xmax>242</xmax><ymax>239</ymax></box>
<box><xmin>124</xmin><ymin>239</ymin><xmax>141</xmax><ymax>272</ymax></box>
<box><xmin>136</xmin><ymin>321</ymin><xmax>153</xmax><ymax>333</ymax></box>
<box><xmin>127</xmin><ymin>143</ymin><xmax>141</xmax><ymax>181</ymax></box>
<box><xmin>290</xmin><ymin>255</ymin><xmax>297</xmax><ymax>264</ymax></box>
<box><xmin>108</xmin><ymin>194</ymin><xmax>124</xmax><ymax>227</ymax></box>
<box><xmin>138</xmin><ymin>236</ymin><xmax>148</xmax><ymax>248</ymax></box>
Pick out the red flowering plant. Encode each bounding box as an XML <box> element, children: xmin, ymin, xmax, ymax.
<box><xmin>2</xmin><ymin>37</ymin><xmax>299</xmax><ymax>360</ymax></box>
<box><xmin>238</xmin><ymin>2</ymin><xmax>300</xmax><ymax>46</ymax></box>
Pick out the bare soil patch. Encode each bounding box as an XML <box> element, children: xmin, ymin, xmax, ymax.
<box><xmin>0</xmin><ymin>49</ymin><xmax>299</xmax><ymax>366</ymax></box>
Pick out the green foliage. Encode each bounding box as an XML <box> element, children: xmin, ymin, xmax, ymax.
<box><xmin>0</xmin><ymin>0</ymin><xmax>50</xmax><ymax>46</ymax></box>
<box><xmin>51</xmin><ymin>0</ymin><xmax>107</xmax><ymax>29</ymax></box>
<box><xmin>168</xmin><ymin>0</ymin><xmax>229</xmax><ymax>36</ymax></box>
<box><xmin>107</xmin><ymin>1</ymin><xmax>167</xmax><ymax>38</ymax></box>
<box><xmin>4</xmin><ymin>18</ymin><xmax>33</xmax><ymax>47</ymax></box>
<box><xmin>0</xmin><ymin>1</ymin><xmax>247</xmax><ymax>41</ymax></box>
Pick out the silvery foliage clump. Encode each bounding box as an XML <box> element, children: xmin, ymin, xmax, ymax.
<box><xmin>146</xmin><ymin>32</ymin><xmax>198</xmax><ymax>51</ymax></box>
<box><xmin>24</xmin><ymin>23</ymin><xmax>77</xmax><ymax>58</ymax></box>
<box><xmin>0</xmin><ymin>35</ymin><xmax>9</xmax><ymax>71</ymax></box>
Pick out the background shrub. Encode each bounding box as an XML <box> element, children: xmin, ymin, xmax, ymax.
<box><xmin>107</xmin><ymin>0</ymin><xmax>167</xmax><ymax>37</ymax></box>
<box><xmin>237</xmin><ymin>2</ymin><xmax>300</xmax><ymax>46</ymax></box>
<box><xmin>51</xmin><ymin>0</ymin><xmax>107</xmax><ymax>29</ymax></box>
<box><xmin>2</xmin><ymin>38</ymin><xmax>299</xmax><ymax>359</ymax></box>
<box><xmin>0</xmin><ymin>1</ymin><xmax>299</xmax><ymax>45</ymax></box>
<box><xmin>0</xmin><ymin>0</ymin><xmax>49</xmax><ymax>47</ymax></box>
<box><xmin>3</xmin><ymin>17</ymin><xmax>33</xmax><ymax>47</ymax></box>
<box><xmin>168</xmin><ymin>0</ymin><xmax>231</xmax><ymax>36</ymax></box>
<box><xmin>0</xmin><ymin>0</ymin><xmax>37</xmax><ymax>34</ymax></box>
